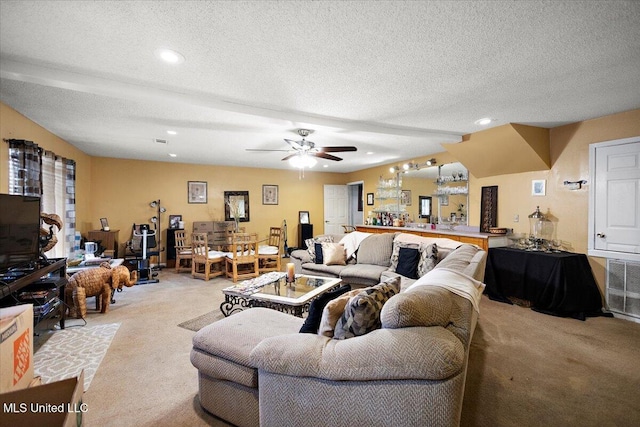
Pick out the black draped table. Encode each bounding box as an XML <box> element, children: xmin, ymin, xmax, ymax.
<box><xmin>484</xmin><ymin>247</ymin><xmax>607</xmax><ymax>320</ymax></box>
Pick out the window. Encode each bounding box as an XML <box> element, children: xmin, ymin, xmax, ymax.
<box><xmin>6</xmin><ymin>139</ymin><xmax>76</xmax><ymax>259</ymax></box>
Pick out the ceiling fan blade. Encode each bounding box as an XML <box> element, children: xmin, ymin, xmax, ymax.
<box><xmin>281</xmin><ymin>153</ymin><xmax>299</xmax><ymax>161</ymax></box>
<box><xmin>313</xmin><ymin>152</ymin><xmax>343</xmax><ymax>161</ymax></box>
<box><xmin>245</xmin><ymin>148</ymin><xmax>290</xmax><ymax>152</ymax></box>
<box><xmin>284</xmin><ymin>138</ymin><xmax>304</xmax><ymax>150</ymax></box>
<box><xmin>317</xmin><ymin>146</ymin><xmax>358</xmax><ymax>153</ymax></box>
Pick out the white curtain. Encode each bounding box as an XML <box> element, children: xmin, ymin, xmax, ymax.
<box><xmin>41</xmin><ymin>151</ymin><xmax>76</xmax><ymax>259</ymax></box>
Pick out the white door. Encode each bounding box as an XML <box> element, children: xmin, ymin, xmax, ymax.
<box><xmin>592</xmin><ymin>138</ymin><xmax>640</xmax><ymax>255</ymax></box>
<box><xmin>324</xmin><ymin>185</ymin><xmax>348</xmax><ymax>235</ymax></box>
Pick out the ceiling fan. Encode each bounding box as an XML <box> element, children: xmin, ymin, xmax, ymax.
<box><xmin>246</xmin><ymin>129</ymin><xmax>357</xmax><ymax>162</ymax></box>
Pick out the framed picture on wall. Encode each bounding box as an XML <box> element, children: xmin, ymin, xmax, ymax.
<box><xmin>401</xmin><ymin>190</ymin><xmax>412</xmax><ymax>206</ymax></box>
<box><xmin>367</xmin><ymin>193</ymin><xmax>374</xmax><ymax>205</ymax></box>
<box><xmin>299</xmin><ymin>211</ymin><xmax>310</xmax><ymax>224</ymax></box>
<box><xmin>262</xmin><ymin>185</ymin><xmax>278</xmax><ymax>205</ymax></box>
<box><xmin>188</xmin><ymin>181</ymin><xmax>207</xmax><ymax>204</ymax></box>
<box><xmin>532</xmin><ymin>179</ymin><xmax>546</xmax><ymax>196</ymax></box>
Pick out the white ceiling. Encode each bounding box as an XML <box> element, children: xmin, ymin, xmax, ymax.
<box><xmin>1</xmin><ymin>1</ymin><xmax>639</xmax><ymax>173</ymax></box>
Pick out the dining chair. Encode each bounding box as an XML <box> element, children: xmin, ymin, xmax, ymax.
<box><xmin>191</xmin><ymin>233</ymin><xmax>225</xmax><ymax>281</ymax></box>
<box><xmin>258</xmin><ymin>227</ymin><xmax>282</xmax><ymax>273</ymax></box>
<box><xmin>174</xmin><ymin>230</ymin><xmax>192</xmax><ymax>273</ymax></box>
<box><xmin>225</xmin><ymin>232</ymin><xmax>259</xmax><ymax>282</ymax></box>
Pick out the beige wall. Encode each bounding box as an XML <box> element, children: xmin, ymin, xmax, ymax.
<box><xmin>90</xmin><ymin>157</ymin><xmax>347</xmax><ymax>259</ymax></box>
<box><xmin>3</xmin><ymin>100</ymin><xmax>639</xmax><ymax>292</ymax></box>
<box><xmin>0</xmin><ymin>103</ymin><xmax>92</xmax><ymax>228</ymax></box>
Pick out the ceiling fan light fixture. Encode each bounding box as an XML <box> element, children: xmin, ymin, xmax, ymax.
<box><xmin>289</xmin><ymin>153</ymin><xmax>317</xmax><ymax>169</ymax></box>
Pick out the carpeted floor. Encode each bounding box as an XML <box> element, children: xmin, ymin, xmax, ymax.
<box><xmin>178</xmin><ymin>310</ymin><xmax>225</xmax><ymax>332</ymax></box>
<box><xmin>30</xmin><ymin>270</ymin><xmax>640</xmax><ymax>426</ymax></box>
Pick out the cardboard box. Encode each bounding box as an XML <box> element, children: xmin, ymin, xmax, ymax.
<box><xmin>0</xmin><ymin>304</ymin><xmax>34</xmax><ymax>393</ymax></box>
<box><xmin>0</xmin><ymin>371</ymin><xmax>85</xmax><ymax>427</ymax></box>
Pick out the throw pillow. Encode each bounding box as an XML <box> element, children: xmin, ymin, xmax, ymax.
<box><xmin>314</xmin><ymin>242</ymin><xmax>324</xmax><ymax>264</ymax></box>
<box><xmin>416</xmin><ymin>243</ymin><xmax>438</xmax><ymax>277</ymax></box>
<box><xmin>388</xmin><ymin>240</ymin><xmax>420</xmax><ymax>272</ymax></box>
<box><xmin>306</xmin><ymin>235</ymin><xmax>334</xmax><ymax>259</ymax></box>
<box><xmin>333</xmin><ymin>280</ymin><xmax>399</xmax><ymax>340</ymax></box>
<box><xmin>299</xmin><ymin>284</ymin><xmax>352</xmax><ymax>334</ymax></box>
<box><xmin>356</xmin><ymin>233</ymin><xmax>396</xmax><ymax>266</ymax></box>
<box><xmin>395</xmin><ymin>247</ymin><xmax>420</xmax><ymax>279</ymax></box>
<box><xmin>318</xmin><ymin>288</ymin><xmax>364</xmax><ymax>337</ymax></box>
<box><xmin>321</xmin><ymin>242</ymin><xmax>347</xmax><ymax>266</ymax></box>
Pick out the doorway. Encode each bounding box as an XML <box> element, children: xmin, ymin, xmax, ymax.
<box><xmin>347</xmin><ymin>181</ymin><xmax>364</xmax><ymax>228</ymax></box>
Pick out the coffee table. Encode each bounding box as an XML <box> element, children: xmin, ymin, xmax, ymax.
<box><xmin>220</xmin><ymin>273</ymin><xmax>342</xmax><ymax>317</ymax></box>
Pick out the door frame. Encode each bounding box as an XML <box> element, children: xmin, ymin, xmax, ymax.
<box><xmin>347</xmin><ymin>180</ymin><xmax>364</xmax><ymax>227</ymax></box>
<box><xmin>588</xmin><ymin>135</ymin><xmax>640</xmax><ymax>262</ymax></box>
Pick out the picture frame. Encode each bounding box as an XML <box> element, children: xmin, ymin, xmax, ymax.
<box><xmin>299</xmin><ymin>211</ymin><xmax>310</xmax><ymax>224</ymax></box>
<box><xmin>169</xmin><ymin>214</ymin><xmax>182</xmax><ymax>229</ymax></box>
<box><xmin>366</xmin><ymin>192</ymin><xmax>374</xmax><ymax>206</ymax></box>
<box><xmin>188</xmin><ymin>181</ymin><xmax>207</xmax><ymax>204</ymax></box>
<box><xmin>401</xmin><ymin>190</ymin><xmax>412</xmax><ymax>206</ymax></box>
<box><xmin>224</xmin><ymin>191</ymin><xmax>250</xmax><ymax>222</ymax></box>
<box><xmin>100</xmin><ymin>217</ymin><xmax>109</xmax><ymax>231</ymax></box>
<box><xmin>262</xmin><ymin>184</ymin><xmax>278</xmax><ymax>205</ymax></box>
<box><xmin>439</xmin><ymin>195</ymin><xmax>449</xmax><ymax>206</ymax></box>
<box><xmin>532</xmin><ymin>179</ymin><xmax>546</xmax><ymax>196</ymax></box>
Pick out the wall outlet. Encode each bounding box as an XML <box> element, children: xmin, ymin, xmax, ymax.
<box><xmin>514</xmin><ymin>214</ymin><xmax>519</xmax><ymax>223</ymax></box>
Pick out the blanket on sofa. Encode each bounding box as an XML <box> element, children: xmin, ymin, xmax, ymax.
<box><xmin>407</xmin><ymin>267</ymin><xmax>486</xmax><ymax>313</ymax></box>
<box><xmin>339</xmin><ymin>231</ymin><xmax>372</xmax><ymax>259</ymax></box>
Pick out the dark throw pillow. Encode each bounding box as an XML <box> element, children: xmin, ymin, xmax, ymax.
<box><xmin>299</xmin><ymin>284</ymin><xmax>352</xmax><ymax>334</ymax></box>
<box><xmin>314</xmin><ymin>242</ymin><xmax>324</xmax><ymax>264</ymax></box>
<box><xmin>395</xmin><ymin>247</ymin><xmax>420</xmax><ymax>279</ymax></box>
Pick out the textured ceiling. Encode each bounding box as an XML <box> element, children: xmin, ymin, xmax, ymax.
<box><xmin>1</xmin><ymin>1</ymin><xmax>639</xmax><ymax>173</ymax></box>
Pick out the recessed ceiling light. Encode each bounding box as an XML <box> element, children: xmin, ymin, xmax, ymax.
<box><xmin>323</xmin><ymin>164</ymin><xmax>328</xmax><ymax>168</ymax></box>
<box><xmin>366</xmin><ymin>151</ymin><xmax>374</xmax><ymax>155</ymax></box>
<box><xmin>168</xmin><ymin>153</ymin><xmax>177</xmax><ymax>158</ymax></box>
<box><xmin>474</xmin><ymin>117</ymin><xmax>494</xmax><ymax>126</ymax></box>
<box><xmin>167</xmin><ymin>130</ymin><xmax>177</xmax><ymax>135</ymax></box>
<box><xmin>154</xmin><ymin>48</ymin><xmax>185</xmax><ymax>65</ymax></box>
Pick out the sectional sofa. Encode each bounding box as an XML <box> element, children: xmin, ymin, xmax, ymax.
<box><xmin>191</xmin><ymin>232</ymin><xmax>487</xmax><ymax>426</ymax></box>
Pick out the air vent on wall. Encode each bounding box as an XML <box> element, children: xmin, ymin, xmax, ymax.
<box><xmin>154</xmin><ymin>138</ymin><xmax>168</xmax><ymax>144</ymax></box>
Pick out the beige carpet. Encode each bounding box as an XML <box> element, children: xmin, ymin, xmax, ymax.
<box><xmin>178</xmin><ymin>310</ymin><xmax>225</xmax><ymax>332</ymax></box>
<box><xmin>31</xmin><ymin>270</ymin><xmax>640</xmax><ymax>426</ymax></box>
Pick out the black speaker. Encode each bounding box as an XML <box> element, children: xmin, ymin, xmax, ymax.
<box><xmin>298</xmin><ymin>224</ymin><xmax>314</xmax><ymax>248</ymax></box>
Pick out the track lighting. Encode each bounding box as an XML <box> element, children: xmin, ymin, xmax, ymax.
<box><xmin>150</xmin><ymin>201</ymin><xmax>158</xmax><ymax>208</ymax></box>
<box><xmin>425</xmin><ymin>158</ymin><xmax>437</xmax><ymax>166</ymax></box>
<box><xmin>150</xmin><ymin>216</ymin><xmax>158</xmax><ymax>223</ymax></box>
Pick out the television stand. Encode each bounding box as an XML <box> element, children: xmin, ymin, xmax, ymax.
<box><xmin>0</xmin><ymin>258</ymin><xmax>68</xmax><ymax>330</ymax></box>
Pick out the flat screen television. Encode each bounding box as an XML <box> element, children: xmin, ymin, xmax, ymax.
<box><xmin>0</xmin><ymin>194</ymin><xmax>42</xmax><ymax>271</ymax></box>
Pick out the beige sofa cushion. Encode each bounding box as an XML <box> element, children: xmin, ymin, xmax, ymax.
<box><xmin>356</xmin><ymin>233</ymin><xmax>396</xmax><ymax>266</ymax></box>
<box><xmin>381</xmin><ymin>286</ymin><xmax>453</xmax><ymax>329</ymax></box>
<box><xmin>434</xmin><ymin>244</ymin><xmax>480</xmax><ymax>274</ymax></box>
<box><xmin>321</xmin><ymin>242</ymin><xmax>347</xmax><ymax>265</ymax></box>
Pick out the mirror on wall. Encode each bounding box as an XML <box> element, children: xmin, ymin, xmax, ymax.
<box><xmin>400</xmin><ymin>162</ymin><xmax>469</xmax><ymax>225</ymax></box>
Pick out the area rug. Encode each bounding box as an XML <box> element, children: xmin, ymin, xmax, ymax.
<box><xmin>34</xmin><ymin>322</ymin><xmax>120</xmax><ymax>391</ymax></box>
<box><xmin>178</xmin><ymin>310</ymin><xmax>224</xmax><ymax>332</ymax></box>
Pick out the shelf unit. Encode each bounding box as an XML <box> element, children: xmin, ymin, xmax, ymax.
<box><xmin>434</xmin><ymin>167</ymin><xmax>469</xmax><ymax>223</ymax></box>
<box><xmin>374</xmin><ymin>175</ymin><xmax>406</xmax><ymax>214</ymax></box>
<box><xmin>0</xmin><ymin>258</ymin><xmax>68</xmax><ymax>329</ymax></box>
